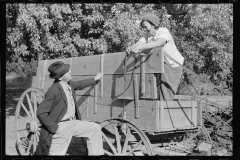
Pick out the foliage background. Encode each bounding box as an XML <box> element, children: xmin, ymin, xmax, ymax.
<box><xmin>6</xmin><ymin>3</ymin><xmax>233</xmax><ymax>95</ymax></box>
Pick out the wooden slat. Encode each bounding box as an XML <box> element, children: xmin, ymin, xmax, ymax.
<box><xmin>197</xmin><ymin>101</ymin><xmax>202</xmax><ymax>126</ymax></box>
<box><xmin>153</xmin><ymin>75</ymin><xmax>159</xmax><ymax>131</ymax></box>
<box><xmin>159</xmin><ymin>101</ymin><xmax>164</xmax><ymax>129</ymax></box>
<box><xmin>31</xmin><ymin>76</ymin><xmax>39</xmax><ymax>89</ymax></box>
<box><xmin>94</xmin><ymin>85</ymin><xmax>97</xmax><ymax>114</ymax></box>
<box><xmin>36</xmin><ymin>47</ymin><xmax>164</xmax><ymax>76</ymax></box>
<box><xmin>100</xmin><ymin>54</ymin><xmax>104</xmax><ymax>97</ymax></box>
<box><xmin>40</xmin><ymin>60</ymin><xmax>48</xmax><ymax>90</ymax></box>
<box><xmin>133</xmin><ymin>75</ymin><xmax>140</xmax><ymax>119</ymax></box>
<box><xmin>31</xmin><ymin>74</ymin><xmax>155</xmax><ymax>99</ymax></box>
<box><xmin>191</xmin><ymin>101</ymin><xmax>195</xmax><ymax>126</ymax></box>
<box><xmin>140</xmin><ymin>55</ymin><xmax>146</xmax><ymax>94</ymax></box>
<box><xmin>155</xmin><ymin>101</ymin><xmax>160</xmax><ymax>132</ymax></box>
<box><xmin>153</xmin><ymin>74</ymin><xmax>158</xmax><ymax>99</ymax></box>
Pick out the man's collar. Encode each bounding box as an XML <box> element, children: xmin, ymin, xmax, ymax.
<box><xmin>59</xmin><ymin>80</ymin><xmax>69</xmax><ymax>86</ymax></box>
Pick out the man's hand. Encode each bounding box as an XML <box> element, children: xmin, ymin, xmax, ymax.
<box><xmin>131</xmin><ymin>46</ymin><xmax>140</xmax><ymax>54</ymax></box>
<box><xmin>126</xmin><ymin>47</ymin><xmax>132</xmax><ymax>56</ymax></box>
<box><xmin>94</xmin><ymin>72</ymin><xmax>103</xmax><ymax>81</ymax></box>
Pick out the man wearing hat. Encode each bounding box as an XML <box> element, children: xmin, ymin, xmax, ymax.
<box><xmin>35</xmin><ymin>61</ymin><xmax>104</xmax><ymax>155</ymax></box>
<box><xmin>126</xmin><ymin>13</ymin><xmax>184</xmax><ymax>100</ymax></box>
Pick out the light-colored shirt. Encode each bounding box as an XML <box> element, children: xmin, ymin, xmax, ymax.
<box><xmin>59</xmin><ymin>81</ymin><xmax>75</xmax><ymax>121</ymax></box>
<box><xmin>139</xmin><ymin>27</ymin><xmax>184</xmax><ymax>68</ymax></box>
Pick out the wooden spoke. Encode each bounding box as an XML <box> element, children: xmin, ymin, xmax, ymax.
<box><xmin>102</xmin><ymin>127</ymin><xmax>115</xmax><ymax>139</ymax></box>
<box><xmin>36</xmin><ymin>133</ymin><xmax>39</xmax><ymax>143</ymax></box>
<box><xmin>104</xmin><ymin>149</ymin><xmax>113</xmax><ymax>155</ymax></box>
<box><xmin>26</xmin><ymin>134</ymin><xmax>33</xmax><ymax>154</ymax></box>
<box><xmin>113</xmin><ymin>124</ymin><xmax>121</xmax><ymax>153</ymax></box>
<box><xmin>128</xmin><ymin>140</ymin><xmax>143</xmax><ymax>155</ymax></box>
<box><xmin>122</xmin><ymin>127</ymin><xmax>131</xmax><ymax>154</ymax></box>
<box><xmin>18</xmin><ymin>115</ymin><xmax>31</xmax><ymax>123</ymax></box>
<box><xmin>26</xmin><ymin>94</ymin><xmax>34</xmax><ymax>120</ymax></box>
<box><xmin>20</xmin><ymin>139</ymin><xmax>28</xmax><ymax>149</ymax></box>
<box><xmin>33</xmin><ymin>134</ymin><xmax>37</xmax><ymax>152</ymax></box>
<box><xmin>102</xmin><ymin>132</ymin><xmax>117</xmax><ymax>155</ymax></box>
<box><xmin>21</xmin><ymin>103</ymin><xmax>32</xmax><ymax>121</ymax></box>
<box><xmin>18</xmin><ymin>128</ymin><xmax>27</xmax><ymax>132</ymax></box>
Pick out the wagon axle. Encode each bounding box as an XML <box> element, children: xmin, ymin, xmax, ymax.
<box><xmin>26</xmin><ymin>122</ymin><xmax>38</xmax><ymax>133</ymax></box>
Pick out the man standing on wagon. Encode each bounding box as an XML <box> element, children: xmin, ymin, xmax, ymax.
<box><xmin>126</xmin><ymin>13</ymin><xmax>184</xmax><ymax>100</ymax></box>
<box><xmin>35</xmin><ymin>61</ymin><xmax>104</xmax><ymax>155</ymax></box>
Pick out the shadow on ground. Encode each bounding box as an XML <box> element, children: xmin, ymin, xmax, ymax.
<box><xmin>6</xmin><ymin>78</ymin><xmax>32</xmax><ymax>116</ymax></box>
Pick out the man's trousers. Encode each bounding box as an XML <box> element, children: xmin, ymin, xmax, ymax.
<box><xmin>49</xmin><ymin>119</ymin><xmax>104</xmax><ymax>155</ymax></box>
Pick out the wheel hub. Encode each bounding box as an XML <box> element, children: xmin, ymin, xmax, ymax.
<box><xmin>26</xmin><ymin>121</ymin><xmax>38</xmax><ymax>133</ymax></box>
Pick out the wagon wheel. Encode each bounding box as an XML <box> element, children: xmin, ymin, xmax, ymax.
<box><xmin>181</xmin><ymin>125</ymin><xmax>212</xmax><ymax>148</ymax></box>
<box><xmin>15</xmin><ymin>87</ymin><xmax>45</xmax><ymax>155</ymax></box>
<box><xmin>100</xmin><ymin>118</ymin><xmax>154</xmax><ymax>156</ymax></box>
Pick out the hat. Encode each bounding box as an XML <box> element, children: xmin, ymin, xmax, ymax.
<box><xmin>141</xmin><ymin>13</ymin><xmax>160</xmax><ymax>27</ymax></box>
<box><xmin>48</xmin><ymin>61</ymin><xmax>70</xmax><ymax>79</ymax></box>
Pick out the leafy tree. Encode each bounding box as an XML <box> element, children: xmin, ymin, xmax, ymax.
<box><xmin>6</xmin><ymin>3</ymin><xmax>232</xmax><ymax>94</ymax></box>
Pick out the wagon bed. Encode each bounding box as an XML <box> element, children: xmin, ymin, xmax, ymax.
<box><xmin>15</xmin><ymin>47</ymin><xmax>213</xmax><ymax>156</ymax></box>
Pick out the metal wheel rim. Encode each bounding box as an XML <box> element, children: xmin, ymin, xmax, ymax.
<box><xmin>100</xmin><ymin>118</ymin><xmax>154</xmax><ymax>156</ymax></box>
<box><xmin>15</xmin><ymin>87</ymin><xmax>44</xmax><ymax>155</ymax></box>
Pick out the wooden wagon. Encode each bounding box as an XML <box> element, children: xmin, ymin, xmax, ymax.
<box><xmin>15</xmin><ymin>47</ymin><xmax>212</xmax><ymax>156</ymax></box>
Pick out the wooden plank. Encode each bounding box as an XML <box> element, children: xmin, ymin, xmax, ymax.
<box><xmin>133</xmin><ymin>75</ymin><xmax>140</xmax><ymax>119</ymax></box>
<box><xmin>159</xmin><ymin>101</ymin><xmax>198</xmax><ymax>109</ymax></box>
<box><xmin>191</xmin><ymin>101</ymin><xmax>195</xmax><ymax>126</ymax></box>
<box><xmin>159</xmin><ymin>101</ymin><xmax>198</xmax><ymax>129</ymax></box>
<box><xmin>173</xmin><ymin>95</ymin><xmax>191</xmax><ymax>100</ymax></box>
<box><xmin>140</xmin><ymin>55</ymin><xmax>146</xmax><ymax>94</ymax></box>
<box><xmin>100</xmin><ymin>54</ymin><xmax>104</xmax><ymax>97</ymax></box>
<box><xmin>77</xmin><ymin>96</ymin><xmax>157</xmax><ymax>131</ymax></box>
<box><xmin>153</xmin><ymin>75</ymin><xmax>159</xmax><ymax>131</ymax></box>
<box><xmin>159</xmin><ymin>101</ymin><xmax>164</xmax><ymax>130</ymax></box>
<box><xmin>153</xmin><ymin>74</ymin><xmax>158</xmax><ymax>99</ymax></box>
<box><xmin>31</xmin><ymin>74</ymin><xmax>155</xmax><ymax>99</ymax></box>
<box><xmin>94</xmin><ymin>84</ymin><xmax>97</xmax><ymax>114</ymax></box>
<box><xmin>41</xmin><ymin>60</ymin><xmax>48</xmax><ymax>90</ymax></box>
<box><xmin>36</xmin><ymin>47</ymin><xmax>164</xmax><ymax>76</ymax></box>
<box><xmin>155</xmin><ymin>101</ymin><xmax>160</xmax><ymax>132</ymax></box>
<box><xmin>31</xmin><ymin>76</ymin><xmax>39</xmax><ymax>89</ymax></box>
<box><xmin>197</xmin><ymin>101</ymin><xmax>202</xmax><ymax>126</ymax></box>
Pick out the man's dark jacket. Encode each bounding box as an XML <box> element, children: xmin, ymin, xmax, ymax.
<box><xmin>34</xmin><ymin>78</ymin><xmax>97</xmax><ymax>155</ymax></box>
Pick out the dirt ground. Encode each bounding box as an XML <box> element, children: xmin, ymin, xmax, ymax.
<box><xmin>5</xmin><ymin>116</ymin><xmax>18</xmax><ymax>155</ymax></box>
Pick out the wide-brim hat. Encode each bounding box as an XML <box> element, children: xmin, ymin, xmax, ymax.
<box><xmin>141</xmin><ymin>13</ymin><xmax>160</xmax><ymax>27</ymax></box>
<box><xmin>48</xmin><ymin>61</ymin><xmax>70</xmax><ymax>79</ymax></box>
